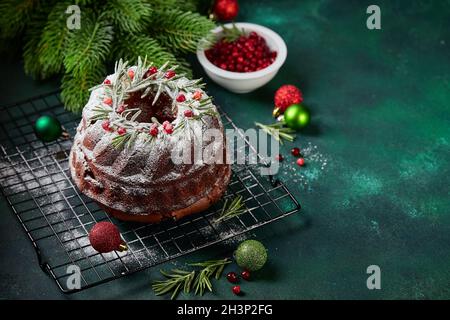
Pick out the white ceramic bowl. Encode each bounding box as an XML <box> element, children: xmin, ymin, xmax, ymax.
<box><xmin>197</xmin><ymin>22</ymin><xmax>287</xmax><ymax>94</ymax></box>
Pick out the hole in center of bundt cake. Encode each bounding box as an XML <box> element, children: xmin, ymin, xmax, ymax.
<box><xmin>124</xmin><ymin>90</ymin><xmax>177</xmax><ymax>123</ymax></box>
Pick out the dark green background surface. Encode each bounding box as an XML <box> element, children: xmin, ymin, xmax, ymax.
<box><xmin>1</xmin><ymin>0</ymin><xmax>449</xmax><ymax>299</ymax></box>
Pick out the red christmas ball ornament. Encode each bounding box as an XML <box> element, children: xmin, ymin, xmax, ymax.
<box><xmin>213</xmin><ymin>0</ymin><xmax>239</xmax><ymax>21</ymax></box>
<box><xmin>88</xmin><ymin>222</ymin><xmax>126</xmax><ymax>253</ymax></box>
<box><xmin>273</xmin><ymin>85</ymin><xmax>303</xmax><ymax>116</ymax></box>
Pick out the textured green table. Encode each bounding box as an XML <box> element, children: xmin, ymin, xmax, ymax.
<box><xmin>1</xmin><ymin>0</ymin><xmax>449</xmax><ymax>299</ymax></box>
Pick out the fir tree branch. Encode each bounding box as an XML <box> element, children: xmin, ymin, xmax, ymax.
<box><xmin>150</xmin><ymin>9</ymin><xmax>216</xmax><ymax>53</ymax></box>
<box><xmin>113</xmin><ymin>34</ymin><xmax>192</xmax><ymax>77</ymax></box>
<box><xmin>0</xmin><ymin>0</ymin><xmax>39</xmax><ymax>37</ymax></box>
<box><xmin>61</xmin><ymin>65</ymin><xmax>106</xmax><ymax>112</ymax></box>
<box><xmin>38</xmin><ymin>1</ymin><xmax>72</xmax><ymax>76</ymax></box>
<box><xmin>22</xmin><ymin>5</ymin><xmax>50</xmax><ymax>79</ymax></box>
<box><xmin>74</xmin><ymin>0</ymin><xmax>96</xmax><ymax>5</ymax></box>
<box><xmin>64</xmin><ymin>12</ymin><xmax>113</xmax><ymax>78</ymax></box>
<box><xmin>150</xmin><ymin>0</ymin><xmax>200</xmax><ymax>12</ymax></box>
<box><xmin>2</xmin><ymin>0</ymin><xmax>213</xmax><ymax>113</ymax></box>
<box><xmin>105</xmin><ymin>0</ymin><xmax>153</xmax><ymax>33</ymax></box>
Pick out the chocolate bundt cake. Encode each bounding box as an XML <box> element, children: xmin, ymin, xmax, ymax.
<box><xmin>70</xmin><ymin>58</ymin><xmax>231</xmax><ymax>223</ymax></box>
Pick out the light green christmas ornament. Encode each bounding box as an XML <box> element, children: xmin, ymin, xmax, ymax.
<box><xmin>283</xmin><ymin>104</ymin><xmax>310</xmax><ymax>130</ymax></box>
<box><xmin>234</xmin><ymin>240</ymin><xmax>268</xmax><ymax>271</ymax></box>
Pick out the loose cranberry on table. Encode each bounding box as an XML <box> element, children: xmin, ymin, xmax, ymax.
<box><xmin>205</xmin><ymin>31</ymin><xmax>277</xmax><ymax>73</ymax></box>
<box><xmin>291</xmin><ymin>147</ymin><xmax>301</xmax><ymax>157</ymax></box>
<box><xmin>232</xmin><ymin>285</ymin><xmax>241</xmax><ymax>295</ymax></box>
<box><xmin>241</xmin><ymin>270</ymin><xmax>250</xmax><ymax>280</ymax></box>
<box><xmin>297</xmin><ymin>158</ymin><xmax>305</xmax><ymax>167</ymax></box>
<box><xmin>227</xmin><ymin>272</ymin><xmax>238</xmax><ymax>283</ymax></box>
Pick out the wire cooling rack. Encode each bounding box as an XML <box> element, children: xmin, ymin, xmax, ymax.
<box><xmin>0</xmin><ymin>91</ymin><xmax>300</xmax><ymax>293</ymax></box>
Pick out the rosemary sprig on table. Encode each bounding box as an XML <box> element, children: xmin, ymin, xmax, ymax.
<box><xmin>190</xmin><ymin>258</ymin><xmax>231</xmax><ymax>296</ymax></box>
<box><xmin>215</xmin><ymin>195</ymin><xmax>246</xmax><ymax>223</ymax></box>
<box><xmin>151</xmin><ymin>258</ymin><xmax>230</xmax><ymax>299</ymax></box>
<box><xmin>255</xmin><ymin>122</ymin><xmax>296</xmax><ymax>145</ymax></box>
<box><xmin>152</xmin><ymin>269</ymin><xmax>195</xmax><ymax>300</ymax></box>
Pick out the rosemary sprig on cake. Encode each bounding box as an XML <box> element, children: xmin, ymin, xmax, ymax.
<box><xmin>215</xmin><ymin>195</ymin><xmax>246</xmax><ymax>222</ymax></box>
<box><xmin>152</xmin><ymin>258</ymin><xmax>230</xmax><ymax>299</ymax></box>
<box><xmin>111</xmin><ymin>132</ymin><xmax>132</xmax><ymax>149</ymax></box>
<box><xmin>89</xmin><ymin>57</ymin><xmax>219</xmax><ymax>149</ymax></box>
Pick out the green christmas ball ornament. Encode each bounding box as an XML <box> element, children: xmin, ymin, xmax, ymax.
<box><xmin>283</xmin><ymin>104</ymin><xmax>310</xmax><ymax>130</ymax></box>
<box><xmin>34</xmin><ymin>115</ymin><xmax>63</xmax><ymax>142</ymax></box>
<box><xmin>234</xmin><ymin>240</ymin><xmax>268</xmax><ymax>272</ymax></box>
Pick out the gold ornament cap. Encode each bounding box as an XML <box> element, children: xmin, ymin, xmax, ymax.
<box><xmin>272</xmin><ymin>107</ymin><xmax>281</xmax><ymax>118</ymax></box>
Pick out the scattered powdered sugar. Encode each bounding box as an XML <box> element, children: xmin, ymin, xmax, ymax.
<box><xmin>279</xmin><ymin>142</ymin><xmax>328</xmax><ymax>191</ymax></box>
<box><xmin>220</xmin><ymin>227</ymin><xmax>250</xmax><ymax>246</ymax></box>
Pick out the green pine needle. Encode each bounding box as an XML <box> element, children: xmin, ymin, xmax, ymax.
<box><xmin>152</xmin><ymin>258</ymin><xmax>230</xmax><ymax>299</ymax></box>
<box><xmin>23</xmin><ymin>6</ymin><xmax>49</xmax><ymax>79</ymax></box>
<box><xmin>190</xmin><ymin>258</ymin><xmax>231</xmax><ymax>296</ymax></box>
<box><xmin>152</xmin><ymin>269</ymin><xmax>195</xmax><ymax>300</ymax></box>
<box><xmin>105</xmin><ymin>0</ymin><xmax>153</xmax><ymax>33</ymax></box>
<box><xmin>61</xmin><ymin>65</ymin><xmax>106</xmax><ymax>113</ymax></box>
<box><xmin>64</xmin><ymin>12</ymin><xmax>113</xmax><ymax>78</ymax></box>
<box><xmin>0</xmin><ymin>0</ymin><xmax>216</xmax><ymax>112</ymax></box>
<box><xmin>220</xmin><ymin>23</ymin><xmax>245</xmax><ymax>43</ymax></box>
<box><xmin>38</xmin><ymin>1</ymin><xmax>72</xmax><ymax>76</ymax></box>
<box><xmin>111</xmin><ymin>133</ymin><xmax>132</xmax><ymax>149</ymax></box>
<box><xmin>151</xmin><ymin>9</ymin><xmax>216</xmax><ymax>53</ymax></box>
<box><xmin>90</xmin><ymin>107</ymin><xmax>110</xmax><ymax>121</ymax></box>
<box><xmin>152</xmin><ymin>0</ymin><xmax>200</xmax><ymax>12</ymax></box>
<box><xmin>0</xmin><ymin>0</ymin><xmax>37</xmax><ymax>37</ymax></box>
<box><xmin>215</xmin><ymin>195</ymin><xmax>246</xmax><ymax>223</ymax></box>
<box><xmin>114</xmin><ymin>34</ymin><xmax>192</xmax><ymax>78</ymax></box>
<box><xmin>255</xmin><ymin>122</ymin><xmax>296</xmax><ymax>145</ymax></box>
